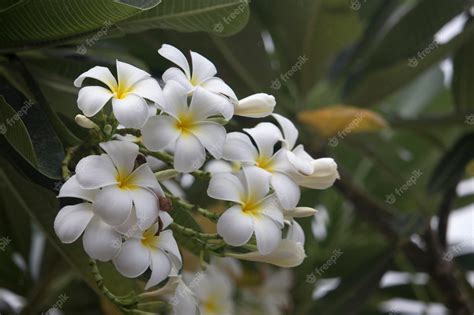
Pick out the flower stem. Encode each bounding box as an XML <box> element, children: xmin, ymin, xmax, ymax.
<box><xmin>89</xmin><ymin>259</ymin><xmax>138</xmax><ymax>308</ymax></box>
<box><xmin>170</xmin><ymin>222</ymin><xmax>220</xmax><ymax>240</ymax></box>
<box><xmin>165</xmin><ymin>193</ymin><xmax>220</xmax><ymax>222</ymax></box>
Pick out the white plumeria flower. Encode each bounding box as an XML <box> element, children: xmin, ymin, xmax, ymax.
<box><xmin>273</xmin><ymin>113</ymin><xmax>340</xmax><ymax>187</ymax></box>
<box><xmin>74</xmin><ymin>60</ymin><xmax>162</xmax><ymax>128</ymax></box>
<box><xmin>158</xmin><ymin>44</ymin><xmax>236</xmax><ymax>119</ymax></box>
<box><xmin>228</xmin><ymin>239</ymin><xmax>306</xmax><ymax>268</ymax></box>
<box><xmin>75</xmin><ymin>140</ymin><xmax>164</xmax><ymax>229</ymax></box>
<box><xmin>194</xmin><ymin>267</ymin><xmax>234</xmax><ymax>315</ymax></box>
<box><xmin>113</xmin><ymin>221</ymin><xmax>182</xmax><ymax>289</ymax></box>
<box><xmin>222</xmin><ymin>122</ymin><xmax>301</xmax><ymax>209</ymax></box>
<box><xmin>208</xmin><ymin>166</ymin><xmax>284</xmax><ymax>255</ymax></box>
<box><xmin>234</xmin><ymin>93</ymin><xmax>276</xmax><ymax>118</ymax></box>
<box><xmin>54</xmin><ymin>176</ymin><xmax>122</xmax><ymax>261</ymax></box>
<box><xmin>142</xmin><ymin>81</ymin><xmax>228</xmax><ymax>173</ymax></box>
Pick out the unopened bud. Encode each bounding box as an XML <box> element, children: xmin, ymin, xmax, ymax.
<box><xmin>75</xmin><ymin>114</ymin><xmax>98</xmax><ymax>129</ymax></box>
<box><xmin>234</xmin><ymin>93</ymin><xmax>275</xmax><ymax>118</ymax></box>
<box><xmin>155</xmin><ymin>169</ymin><xmax>179</xmax><ymax>181</ymax></box>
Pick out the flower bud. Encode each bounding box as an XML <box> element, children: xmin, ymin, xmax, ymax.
<box><xmin>74</xmin><ymin>114</ymin><xmax>98</xmax><ymax>129</ymax></box>
<box><xmin>234</xmin><ymin>93</ymin><xmax>275</xmax><ymax>118</ymax></box>
<box><xmin>295</xmin><ymin>158</ymin><xmax>340</xmax><ymax>189</ymax></box>
<box><xmin>227</xmin><ymin>239</ymin><xmax>306</xmax><ymax>268</ymax></box>
<box><xmin>285</xmin><ymin>207</ymin><xmax>318</xmax><ymax>218</ymax></box>
<box><xmin>155</xmin><ymin>169</ymin><xmax>180</xmax><ymax>181</ymax></box>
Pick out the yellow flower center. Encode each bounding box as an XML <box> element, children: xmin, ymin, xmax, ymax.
<box><xmin>255</xmin><ymin>155</ymin><xmax>274</xmax><ymax>172</ymax></box>
<box><xmin>241</xmin><ymin>198</ymin><xmax>261</xmax><ymax>216</ymax></box>
<box><xmin>112</xmin><ymin>83</ymin><xmax>133</xmax><ymax>100</ymax></box>
<box><xmin>141</xmin><ymin>228</ymin><xmax>156</xmax><ymax>248</ymax></box>
<box><xmin>202</xmin><ymin>295</ymin><xmax>222</xmax><ymax>314</ymax></box>
<box><xmin>116</xmin><ymin>171</ymin><xmax>137</xmax><ymax>190</ymax></box>
<box><xmin>175</xmin><ymin>113</ymin><xmax>196</xmax><ymax>135</ymax></box>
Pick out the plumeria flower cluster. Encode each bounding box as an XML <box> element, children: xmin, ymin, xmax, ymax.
<box><xmin>54</xmin><ymin>43</ymin><xmax>339</xmax><ymax>312</ymax></box>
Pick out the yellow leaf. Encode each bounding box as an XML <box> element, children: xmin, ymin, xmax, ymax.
<box><xmin>466</xmin><ymin>160</ymin><xmax>474</xmax><ymax>177</ymax></box>
<box><xmin>297</xmin><ymin>105</ymin><xmax>388</xmax><ymax>137</ymax></box>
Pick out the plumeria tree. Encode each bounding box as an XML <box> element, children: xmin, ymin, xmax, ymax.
<box><xmin>1</xmin><ymin>1</ymin><xmax>474</xmax><ymax>315</ymax></box>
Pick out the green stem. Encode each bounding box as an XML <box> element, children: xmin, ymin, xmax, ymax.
<box><xmin>166</xmin><ymin>193</ymin><xmax>220</xmax><ymax>222</ymax></box>
<box><xmin>89</xmin><ymin>259</ymin><xmax>138</xmax><ymax>308</ymax></box>
<box><xmin>170</xmin><ymin>222</ymin><xmax>220</xmax><ymax>240</ymax></box>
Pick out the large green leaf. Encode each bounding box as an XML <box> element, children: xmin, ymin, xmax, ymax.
<box><xmin>0</xmin><ymin>95</ymin><xmax>37</xmax><ymax>168</ymax></box>
<box><xmin>0</xmin><ymin>0</ymin><xmax>249</xmax><ymax>52</ymax></box>
<box><xmin>452</xmin><ymin>19</ymin><xmax>474</xmax><ymax>113</ymax></box>
<box><xmin>0</xmin><ymin>78</ymin><xmax>64</xmax><ymax>179</ymax></box>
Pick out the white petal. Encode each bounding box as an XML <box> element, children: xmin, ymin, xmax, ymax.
<box><xmin>244</xmin><ymin>122</ymin><xmax>282</xmax><ymax>158</ymax></box>
<box><xmin>54</xmin><ymin>203</ymin><xmax>94</xmax><ymax>243</ymax></box>
<box><xmin>190</xmin><ymin>51</ymin><xmax>217</xmax><ymax>83</ymax></box>
<box><xmin>162</xmin><ymin>67</ymin><xmax>193</xmax><ymax>91</ymax></box>
<box><xmin>259</xmin><ymin>194</ymin><xmax>284</xmax><ymax>226</ymax></box>
<box><xmin>114</xmin><ymin>209</ymin><xmax>142</xmax><ymax>237</ymax></box>
<box><xmin>242</xmin><ymin>166</ymin><xmax>271</xmax><ymax>201</ymax></box>
<box><xmin>189</xmin><ymin>87</ymin><xmax>232</xmax><ymax>120</ymax></box>
<box><xmin>158</xmin><ymin>44</ymin><xmax>191</xmax><ymax>78</ymax></box>
<box><xmin>207</xmin><ymin>172</ymin><xmax>245</xmax><ymax>204</ymax></box>
<box><xmin>94</xmin><ymin>185</ymin><xmax>132</xmax><ymax>226</ymax></box>
<box><xmin>58</xmin><ymin>175</ymin><xmax>97</xmax><ymax>202</ymax></box>
<box><xmin>205</xmin><ymin>160</ymin><xmax>233</xmax><ymax>174</ymax></box>
<box><xmin>222</xmin><ymin>132</ymin><xmax>258</xmax><ymax>163</ymax></box>
<box><xmin>142</xmin><ymin>115</ymin><xmax>180</xmax><ymax>151</ymax></box>
<box><xmin>173</xmin><ymin>134</ymin><xmax>205</xmax><ymax>173</ymax></box>
<box><xmin>112</xmin><ymin>94</ymin><xmax>150</xmax><ymax>128</ymax></box>
<box><xmin>287</xmin><ymin>150</ymin><xmax>313</xmax><ymax>175</ymax></box>
<box><xmin>99</xmin><ymin>140</ymin><xmax>138</xmax><ymax>177</ymax></box>
<box><xmin>200</xmin><ymin>77</ymin><xmax>238</xmax><ymax>102</ymax></box>
<box><xmin>77</xmin><ymin>86</ymin><xmax>113</xmax><ymax>117</ymax></box>
<box><xmin>217</xmin><ymin>205</ymin><xmax>254</xmax><ymax>246</ymax></box>
<box><xmin>116</xmin><ymin>60</ymin><xmax>151</xmax><ymax>89</ymax></box>
<box><xmin>83</xmin><ymin>217</ymin><xmax>122</xmax><ymax>261</ymax></box>
<box><xmin>235</xmin><ymin>93</ymin><xmax>275</xmax><ymax>118</ymax></box>
<box><xmin>228</xmin><ymin>239</ymin><xmax>305</xmax><ymax>268</ymax></box>
<box><xmin>296</xmin><ymin>158</ymin><xmax>340</xmax><ymax>189</ymax></box>
<box><xmin>253</xmin><ymin>215</ymin><xmax>281</xmax><ymax>255</ymax></box>
<box><xmin>159</xmin><ymin>211</ymin><xmax>173</xmax><ymax>229</ymax></box>
<box><xmin>190</xmin><ymin>122</ymin><xmax>226</xmax><ymax>159</ymax></box>
<box><xmin>146</xmin><ymin>250</ymin><xmax>172</xmax><ymax>289</ymax></box>
<box><xmin>75</xmin><ymin>155</ymin><xmax>118</xmax><ymax>189</ymax></box>
<box><xmin>131</xmin><ymin>77</ymin><xmax>164</xmax><ymax>104</ymax></box>
<box><xmin>287</xmin><ymin>219</ymin><xmax>305</xmax><ymax>244</ymax></box>
<box><xmin>271</xmin><ymin>172</ymin><xmax>300</xmax><ymax>210</ymax></box>
<box><xmin>155</xmin><ymin>230</ymin><xmax>182</xmax><ymax>268</ymax></box>
<box><xmin>113</xmin><ymin>238</ymin><xmax>150</xmax><ymax>277</ymax></box>
<box><xmin>272</xmin><ymin>113</ymin><xmax>298</xmax><ymax>149</ymax></box>
<box><xmin>74</xmin><ymin>66</ymin><xmax>117</xmax><ymax>89</ymax></box>
<box><xmin>161</xmin><ymin>81</ymin><xmax>189</xmax><ymax>119</ymax></box>
<box><xmin>130</xmin><ymin>188</ymin><xmax>159</xmax><ymax>230</ymax></box>
<box><xmin>128</xmin><ymin>163</ymin><xmax>160</xmax><ymax>189</ymax></box>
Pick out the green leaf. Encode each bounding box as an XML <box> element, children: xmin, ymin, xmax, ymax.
<box><xmin>0</xmin><ymin>78</ymin><xmax>64</xmax><ymax>179</ymax></box>
<box><xmin>120</xmin><ymin>0</ymin><xmax>250</xmax><ymax>36</ymax></box>
<box><xmin>452</xmin><ymin>18</ymin><xmax>474</xmax><ymax>113</ymax></box>
<box><xmin>0</xmin><ymin>95</ymin><xmax>37</xmax><ymax>168</ymax></box>
<box><xmin>0</xmin><ymin>156</ymin><xmax>139</xmax><ymax>296</ymax></box>
<box><xmin>0</xmin><ymin>0</ymin><xmax>249</xmax><ymax>52</ymax></box>
<box><xmin>428</xmin><ymin>132</ymin><xmax>474</xmax><ymax>193</ymax></box>
<box><xmin>0</xmin><ymin>0</ymin><xmax>150</xmax><ymax>51</ymax></box>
